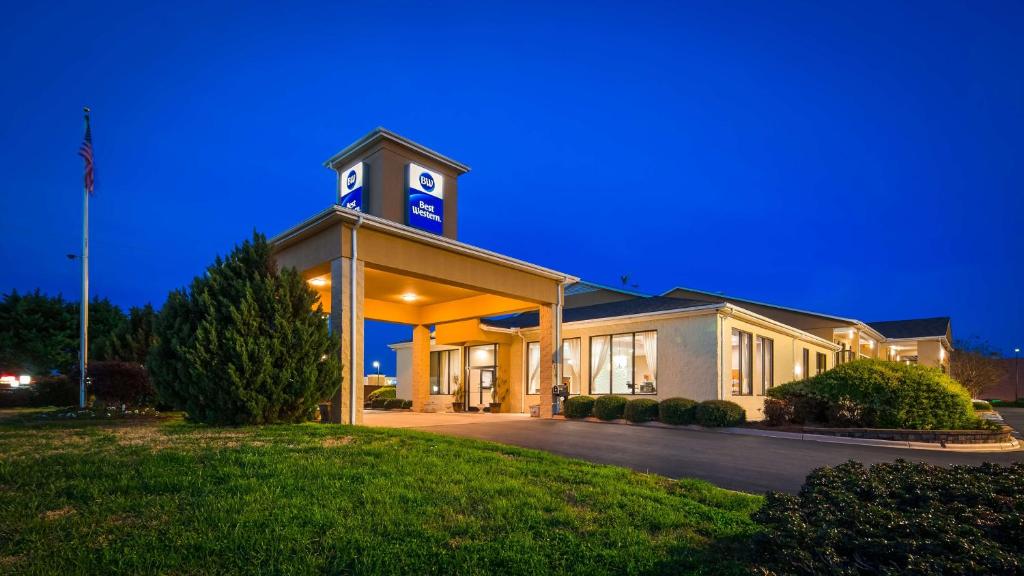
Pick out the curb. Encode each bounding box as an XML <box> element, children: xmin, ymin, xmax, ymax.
<box><xmin>552</xmin><ymin>416</ymin><xmax>1022</xmax><ymax>452</ymax></box>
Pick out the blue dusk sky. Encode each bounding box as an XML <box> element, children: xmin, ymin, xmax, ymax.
<box><xmin>1</xmin><ymin>1</ymin><xmax>1022</xmax><ymax>375</ymax></box>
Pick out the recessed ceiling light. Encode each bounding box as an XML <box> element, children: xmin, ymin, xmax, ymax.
<box><xmin>309</xmin><ymin>278</ymin><xmax>328</xmax><ymax>287</ymax></box>
<box><xmin>401</xmin><ymin>293</ymin><xmax>417</xmax><ymax>302</ymax></box>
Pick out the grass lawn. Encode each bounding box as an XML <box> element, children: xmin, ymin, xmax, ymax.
<box><xmin>0</xmin><ymin>411</ymin><xmax>761</xmax><ymax>575</ymax></box>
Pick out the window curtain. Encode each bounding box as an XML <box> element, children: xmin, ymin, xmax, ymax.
<box><xmin>639</xmin><ymin>331</ymin><xmax>657</xmax><ymax>383</ymax></box>
<box><xmin>528</xmin><ymin>342</ymin><xmax>540</xmax><ymax>394</ymax></box>
<box><xmin>563</xmin><ymin>338</ymin><xmax>581</xmax><ymax>394</ymax></box>
<box><xmin>591</xmin><ymin>336</ymin><xmax>610</xmax><ymax>393</ymax></box>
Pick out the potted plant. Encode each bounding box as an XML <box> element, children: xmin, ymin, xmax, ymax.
<box><xmin>450</xmin><ymin>375</ymin><xmax>465</xmax><ymax>413</ymax></box>
<box><xmin>489</xmin><ymin>375</ymin><xmax>508</xmax><ymax>413</ymax></box>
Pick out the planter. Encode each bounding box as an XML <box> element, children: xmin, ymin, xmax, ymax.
<box><xmin>489</xmin><ymin>402</ymin><xmax>502</xmax><ymax>413</ymax></box>
<box><xmin>452</xmin><ymin>402</ymin><xmax>465</xmax><ymax>413</ymax></box>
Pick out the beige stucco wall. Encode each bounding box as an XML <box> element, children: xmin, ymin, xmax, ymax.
<box><xmin>518</xmin><ymin>311</ymin><xmax>721</xmax><ymax>407</ymax></box>
<box><xmin>720</xmin><ymin>314</ymin><xmax>836</xmax><ymax>420</ymax></box>
<box><xmin>916</xmin><ymin>339</ymin><xmax>950</xmax><ymax>370</ymax></box>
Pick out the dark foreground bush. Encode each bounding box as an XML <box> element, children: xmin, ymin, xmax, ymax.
<box><xmin>368</xmin><ymin>387</ymin><xmax>396</xmax><ymax>401</ymax></box>
<box><xmin>592</xmin><ymin>395</ymin><xmax>627</xmax><ymax>420</ymax></box>
<box><xmin>658</xmin><ymin>397</ymin><xmax>697</xmax><ymax>425</ymax></box>
<box><xmin>383</xmin><ymin>398</ymin><xmax>407</xmax><ymax>410</ymax></box>
<box><xmin>149</xmin><ymin>232</ymin><xmax>340</xmax><ymax>425</ymax></box>
<box><xmin>88</xmin><ymin>361</ymin><xmax>156</xmax><ymax>406</ymax></box>
<box><xmin>371</xmin><ymin>398</ymin><xmax>388</xmax><ymax>409</ymax></box>
<box><xmin>768</xmin><ymin>359</ymin><xmax>978</xmax><ymax>430</ymax></box>
<box><xmin>623</xmin><ymin>398</ymin><xmax>658</xmax><ymax>423</ymax></box>
<box><xmin>563</xmin><ymin>395</ymin><xmax>594</xmax><ymax>418</ymax></box>
<box><xmin>753</xmin><ymin>459</ymin><xmax>1024</xmax><ymax>576</ymax></box>
<box><xmin>693</xmin><ymin>400</ymin><xmax>745</xmax><ymax>427</ymax></box>
<box><xmin>973</xmin><ymin>400</ymin><xmax>993</xmax><ymax>411</ymax></box>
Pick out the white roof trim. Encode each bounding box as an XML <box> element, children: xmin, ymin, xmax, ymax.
<box><xmin>323</xmin><ymin>127</ymin><xmax>470</xmax><ymax>173</ymax></box>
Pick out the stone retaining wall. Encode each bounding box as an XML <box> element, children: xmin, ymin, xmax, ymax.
<box><xmin>797</xmin><ymin>426</ymin><xmax>1014</xmax><ymax>444</ymax></box>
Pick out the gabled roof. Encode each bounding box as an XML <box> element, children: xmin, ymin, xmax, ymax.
<box><xmin>565</xmin><ymin>280</ymin><xmax>650</xmax><ymax>298</ymax></box>
<box><xmin>483</xmin><ymin>296</ymin><xmax>718</xmax><ymax>329</ymax></box>
<box><xmin>867</xmin><ymin>317</ymin><xmax>950</xmax><ymax>340</ymax></box>
<box><xmin>323</xmin><ymin>127</ymin><xmax>471</xmax><ymax>173</ymax></box>
<box><xmin>661</xmin><ymin>286</ymin><xmax>858</xmax><ymax>324</ymax></box>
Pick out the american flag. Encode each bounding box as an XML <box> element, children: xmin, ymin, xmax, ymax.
<box><xmin>79</xmin><ymin>109</ymin><xmax>94</xmax><ymax>195</ymax></box>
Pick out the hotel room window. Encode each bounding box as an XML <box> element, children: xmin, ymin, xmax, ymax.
<box><xmin>589</xmin><ymin>331</ymin><xmax>657</xmax><ymax>394</ymax></box>
<box><xmin>527</xmin><ymin>342</ymin><xmax>540</xmax><ymax>394</ymax></box>
<box><xmin>802</xmin><ymin>348</ymin><xmax>810</xmax><ymax>379</ymax></box>
<box><xmin>562</xmin><ymin>338</ymin><xmax>582</xmax><ymax>395</ymax></box>
<box><xmin>816</xmin><ymin>352</ymin><xmax>827</xmax><ymax>375</ymax></box>
<box><xmin>755</xmin><ymin>336</ymin><xmax>774</xmax><ymax>393</ymax></box>
<box><xmin>731</xmin><ymin>329</ymin><xmax>753</xmax><ymax>395</ymax></box>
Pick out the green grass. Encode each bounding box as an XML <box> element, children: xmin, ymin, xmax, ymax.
<box><xmin>0</xmin><ymin>411</ymin><xmax>761</xmax><ymax>575</ymax></box>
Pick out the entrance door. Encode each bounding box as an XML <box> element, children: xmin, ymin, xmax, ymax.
<box><xmin>466</xmin><ymin>344</ymin><xmax>497</xmax><ymax>410</ymax></box>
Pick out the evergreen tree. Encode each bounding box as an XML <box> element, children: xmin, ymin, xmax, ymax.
<box><xmin>95</xmin><ymin>304</ymin><xmax>158</xmax><ymax>363</ymax></box>
<box><xmin>149</xmin><ymin>231</ymin><xmax>340</xmax><ymax>424</ymax></box>
<box><xmin>0</xmin><ymin>289</ymin><xmax>77</xmax><ymax>374</ymax></box>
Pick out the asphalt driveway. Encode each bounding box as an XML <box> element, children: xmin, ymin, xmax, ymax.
<box><xmin>415</xmin><ymin>418</ymin><xmax>1024</xmax><ymax>494</ymax></box>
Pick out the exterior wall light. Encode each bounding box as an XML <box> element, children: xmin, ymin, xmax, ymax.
<box><xmin>401</xmin><ymin>293</ymin><xmax>417</xmax><ymax>302</ymax></box>
<box><xmin>309</xmin><ymin>278</ymin><xmax>328</xmax><ymax>287</ymax></box>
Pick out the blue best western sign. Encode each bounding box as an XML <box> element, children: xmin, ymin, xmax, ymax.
<box><xmin>337</xmin><ymin>161</ymin><xmax>364</xmax><ymax>211</ymax></box>
<box><xmin>407</xmin><ymin>163</ymin><xmax>444</xmax><ymax>234</ymax></box>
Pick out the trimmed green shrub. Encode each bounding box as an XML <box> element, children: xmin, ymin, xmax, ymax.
<box><xmin>694</xmin><ymin>400</ymin><xmax>745</xmax><ymax>427</ymax></box>
<box><xmin>383</xmin><ymin>398</ymin><xmax>406</xmax><ymax>410</ymax></box>
<box><xmin>658</xmin><ymin>397</ymin><xmax>698</xmax><ymax>425</ymax></box>
<box><xmin>752</xmin><ymin>459</ymin><xmax>1024</xmax><ymax>575</ymax></box>
<box><xmin>370</xmin><ymin>398</ymin><xmax>388</xmax><ymax>409</ymax></box>
<box><xmin>87</xmin><ymin>361</ymin><xmax>156</xmax><ymax>406</ymax></box>
<box><xmin>762</xmin><ymin>398</ymin><xmax>792</xmax><ymax>426</ymax></box>
<box><xmin>149</xmin><ymin>232</ymin><xmax>340</xmax><ymax>425</ymax></box>
<box><xmin>0</xmin><ymin>388</ymin><xmax>36</xmax><ymax>408</ymax></box>
<box><xmin>33</xmin><ymin>375</ymin><xmax>77</xmax><ymax>407</ymax></box>
<box><xmin>368</xmin><ymin>387</ymin><xmax>397</xmax><ymax>401</ymax></box>
<box><xmin>623</xmin><ymin>398</ymin><xmax>659</xmax><ymax>423</ymax></box>
<box><xmin>592</xmin><ymin>395</ymin><xmax>627</xmax><ymax>420</ymax></box>
<box><xmin>768</xmin><ymin>359</ymin><xmax>978</xmax><ymax>430</ymax></box>
<box><xmin>563</xmin><ymin>395</ymin><xmax>595</xmax><ymax>418</ymax></box>
<box><xmin>401</xmin><ymin>399</ymin><xmax>412</xmax><ymax>409</ymax></box>
<box><xmin>973</xmin><ymin>400</ymin><xmax>993</xmax><ymax>411</ymax></box>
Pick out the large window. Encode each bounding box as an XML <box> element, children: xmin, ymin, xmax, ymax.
<box><xmin>731</xmin><ymin>329</ymin><xmax>753</xmax><ymax>395</ymax></box>
<box><xmin>802</xmin><ymin>348</ymin><xmax>810</xmax><ymax>379</ymax></box>
<box><xmin>429</xmin><ymin>349</ymin><xmax>461</xmax><ymax>395</ymax></box>
<box><xmin>816</xmin><ymin>352</ymin><xmax>827</xmax><ymax>375</ymax></box>
<box><xmin>755</xmin><ymin>336</ymin><xmax>774</xmax><ymax>393</ymax></box>
<box><xmin>590</xmin><ymin>331</ymin><xmax>657</xmax><ymax>395</ymax></box>
<box><xmin>527</xmin><ymin>341</ymin><xmax>540</xmax><ymax>394</ymax></box>
<box><xmin>562</xmin><ymin>338</ymin><xmax>582</xmax><ymax>395</ymax></box>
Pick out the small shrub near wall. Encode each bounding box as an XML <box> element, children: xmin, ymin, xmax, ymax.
<box><xmin>623</xmin><ymin>398</ymin><xmax>659</xmax><ymax>423</ymax></box>
<box><xmin>658</xmin><ymin>398</ymin><xmax>698</xmax><ymax>425</ymax></box>
<box><xmin>694</xmin><ymin>400</ymin><xmax>745</xmax><ymax>427</ymax></box>
<box><xmin>752</xmin><ymin>460</ymin><xmax>1024</xmax><ymax>575</ymax></box>
<box><xmin>371</xmin><ymin>398</ymin><xmax>388</xmax><ymax>409</ymax></box>
<box><xmin>383</xmin><ymin>398</ymin><xmax>407</xmax><ymax>410</ymax></box>
<box><xmin>563</xmin><ymin>396</ymin><xmax>595</xmax><ymax>418</ymax></box>
<box><xmin>762</xmin><ymin>398</ymin><xmax>793</xmax><ymax>426</ymax></box>
<box><xmin>592</xmin><ymin>395</ymin><xmax>628</xmax><ymax>420</ymax></box>
<box><xmin>973</xmin><ymin>400</ymin><xmax>993</xmax><ymax>411</ymax></box>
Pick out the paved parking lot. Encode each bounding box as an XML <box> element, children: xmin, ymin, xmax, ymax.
<box><xmin>370</xmin><ymin>411</ymin><xmax>1024</xmax><ymax>494</ymax></box>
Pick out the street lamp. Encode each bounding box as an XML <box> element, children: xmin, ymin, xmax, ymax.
<box><xmin>372</xmin><ymin>360</ymin><xmax>381</xmax><ymax>379</ymax></box>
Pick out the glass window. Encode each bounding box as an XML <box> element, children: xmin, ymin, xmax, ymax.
<box><xmin>816</xmin><ymin>352</ymin><xmax>827</xmax><ymax>375</ymax></box>
<box><xmin>527</xmin><ymin>342</ymin><xmax>540</xmax><ymax>394</ymax></box>
<box><xmin>562</xmin><ymin>338</ymin><xmax>582</xmax><ymax>395</ymax></box>
<box><xmin>611</xmin><ymin>334</ymin><xmax>634</xmax><ymax>394</ymax></box>
<box><xmin>732</xmin><ymin>329</ymin><xmax>753</xmax><ymax>395</ymax></box>
<box><xmin>633</xmin><ymin>331</ymin><xmax>657</xmax><ymax>394</ymax></box>
<box><xmin>429</xmin><ymin>349</ymin><xmax>460</xmax><ymax>395</ymax></box>
<box><xmin>589</xmin><ymin>331</ymin><xmax>657</xmax><ymax>395</ymax></box>
<box><xmin>755</xmin><ymin>336</ymin><xmax>773</xmax><ymax>393</ymax></box>
<box><xmin>802</xmin><ymin>348</ymin><xmax>810</xmax><ymax>379</ymax></box>
<box><xmin>590</xmin><ymin>335</ymin><xmax>611</xmax><ymax>394</ymax></box>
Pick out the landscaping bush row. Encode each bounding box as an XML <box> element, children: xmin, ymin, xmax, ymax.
<box><xmin>766</xmin><ymin>359</ymin><xmax>983</xmax><ymax>430</ymax></box>
<box><xmin>368</xmin><ymin>398</ymin><xmax>412</xmax><ymax>410</ymax></box>
<box><xmin>563</xmin><ymin>395</ymin><xmax>745</xmax><ymax>427</ymax></box>
<box><xmin>367</xmin><ymin>386</ymin><xmax>396</xmax><ymax>401</ymax></box>
<box><xmin>752</xmin><ymin>459</ymin><xmax>1024</xmax><ymax>575</ymax></box>
<box><xmin>0</xmin><ymin>362</ymin><xmax>156</xmax><ymax>409</ymax></box>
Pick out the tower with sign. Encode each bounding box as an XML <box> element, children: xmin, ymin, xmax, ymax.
<box><xmin>324</xmin><ymin>128</ymin><xmax>469</xmax><ymax>239</ymax></box>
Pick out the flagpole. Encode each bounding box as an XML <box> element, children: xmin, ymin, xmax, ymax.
<box><xmin>79</xmin><ymin>107</ymin><xmax>90</xmax><ymax>409</ymax></box>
